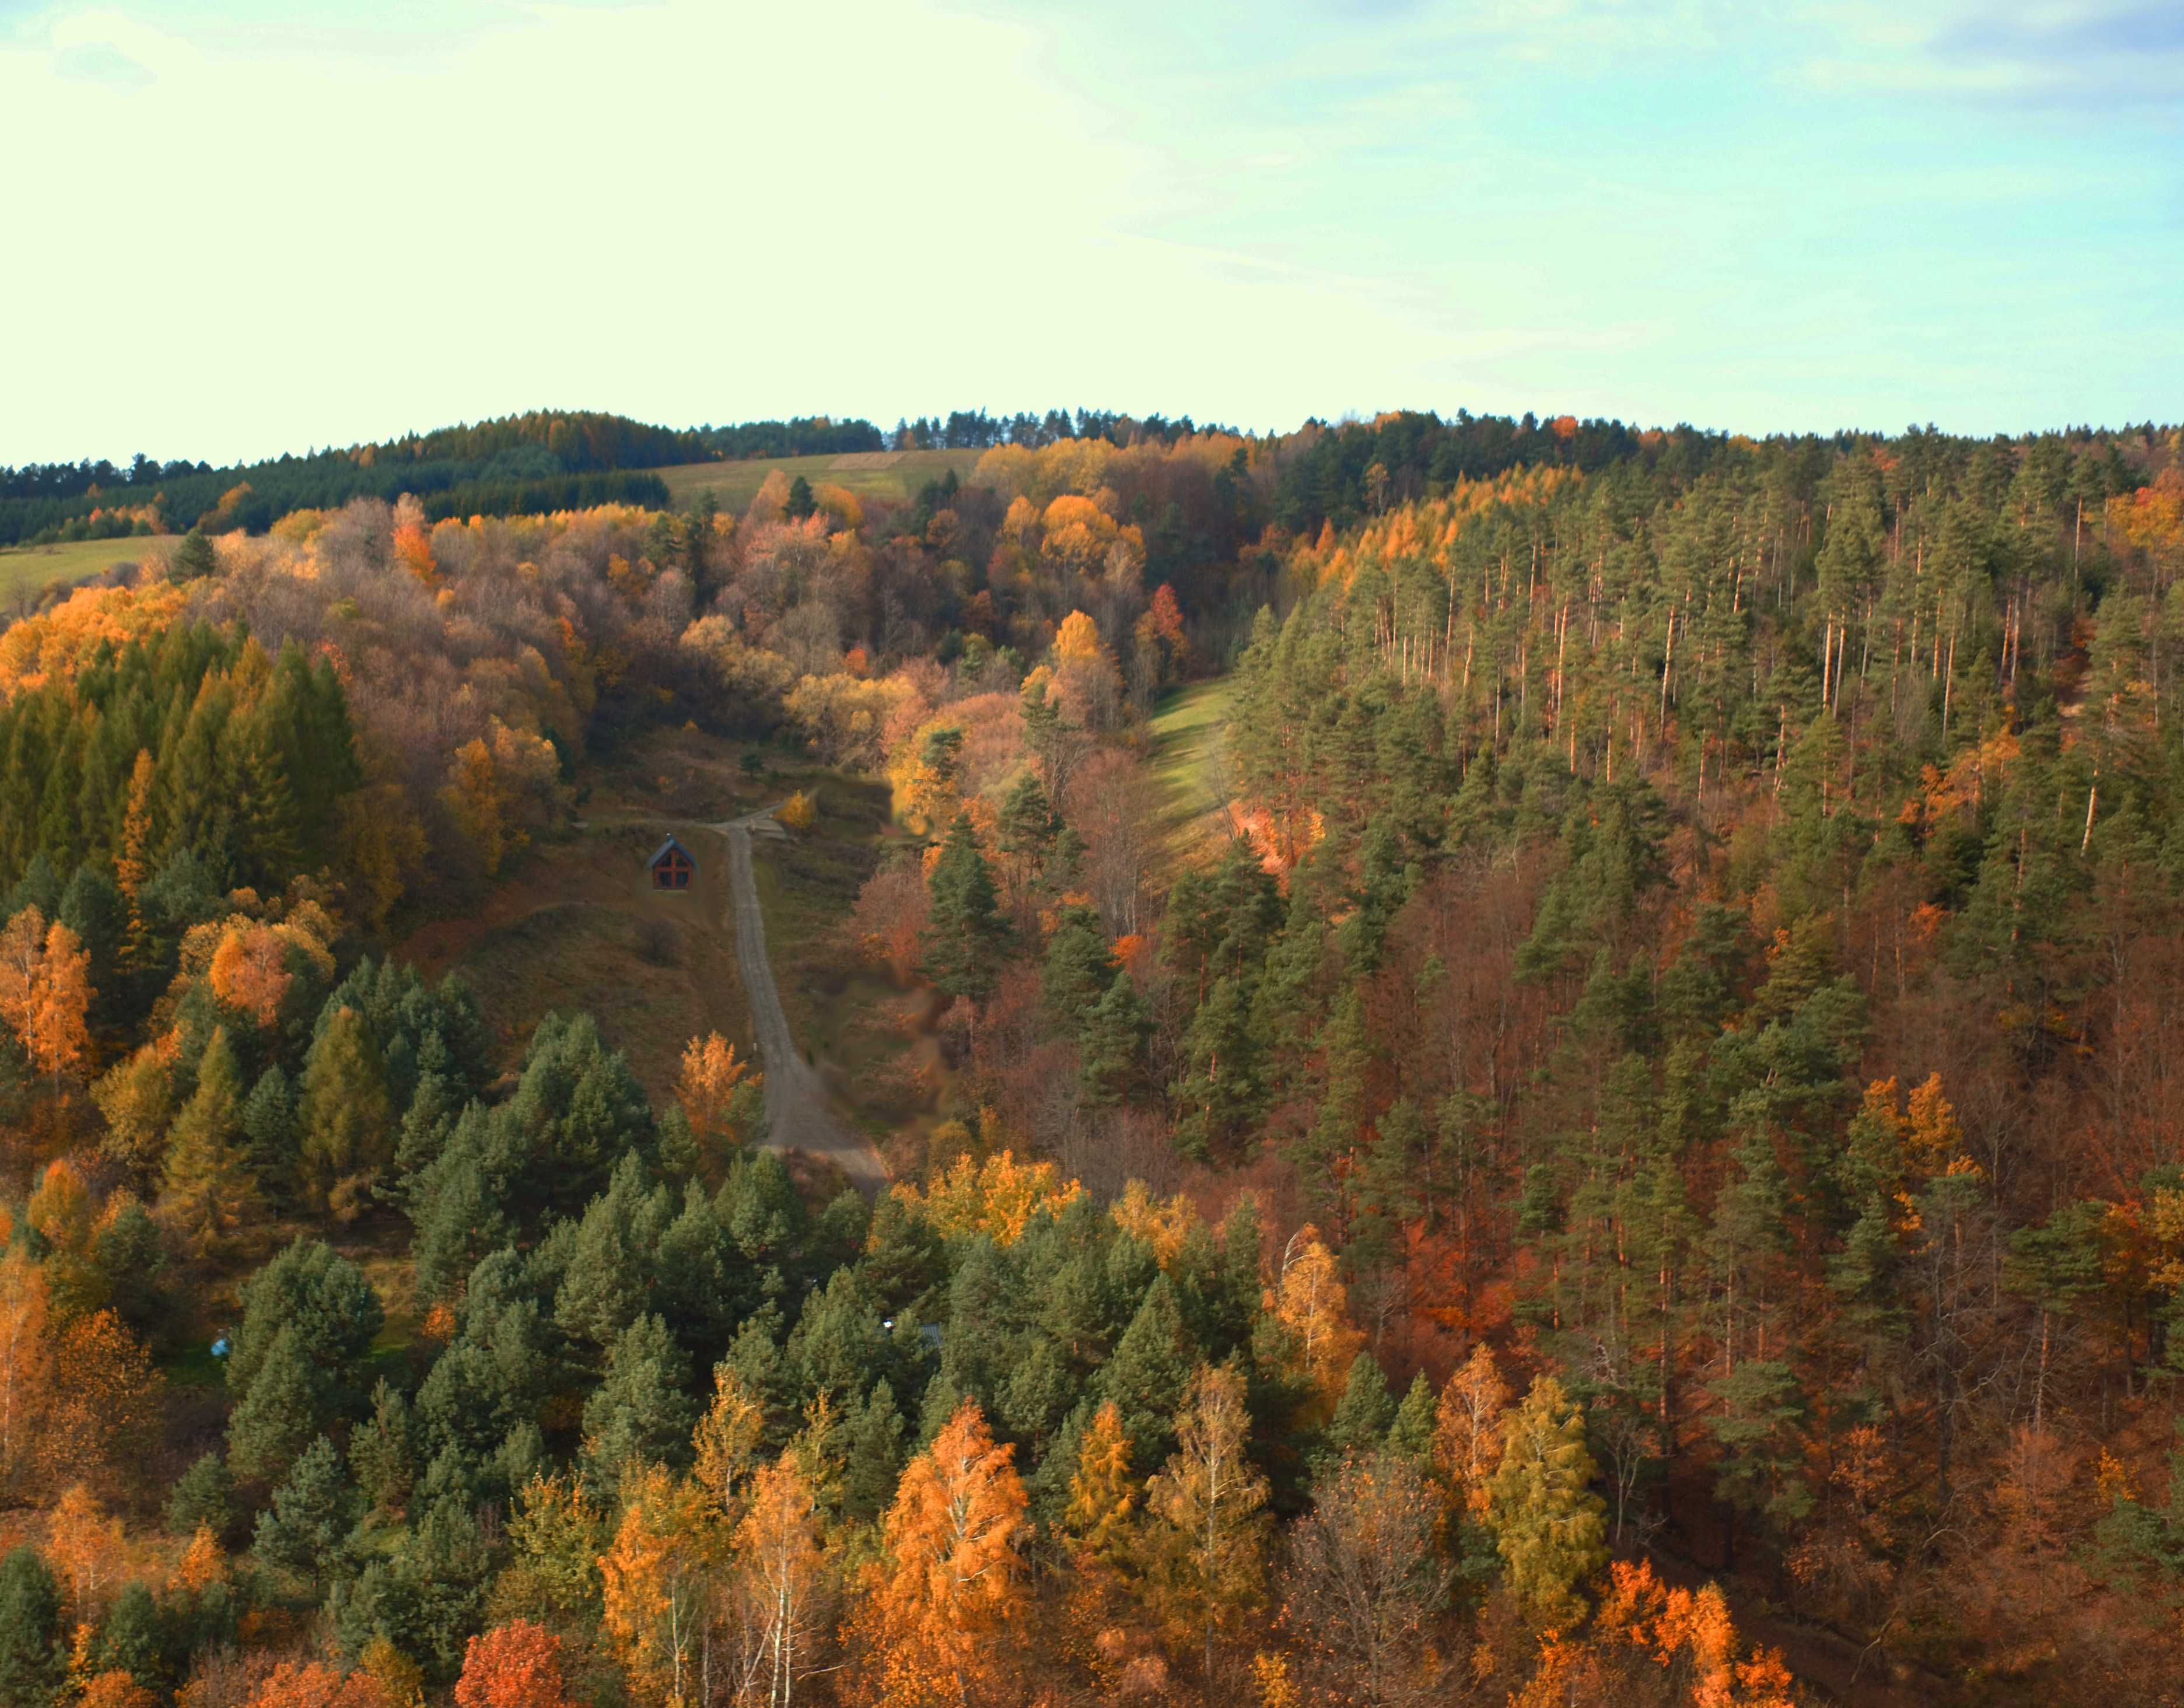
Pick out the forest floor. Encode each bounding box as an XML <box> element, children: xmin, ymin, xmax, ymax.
<box><xmin>655</xmin><ymin>447</ymin><xmax>986</xmax><ymax>512</ymax></box>
<box><xmin>1146</xmin><ymin>676</ymin><xmax>1238</xmax><ymax>875</ymax></box>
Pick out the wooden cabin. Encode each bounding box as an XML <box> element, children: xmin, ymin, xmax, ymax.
<box><xmin>647</xmin><ymin>834</ymin><xmax>695</xmax><ymax>891</ymax></box>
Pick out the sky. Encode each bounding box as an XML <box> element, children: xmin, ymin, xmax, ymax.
<box><xmin>1</xmin><ymin>0</ymin><xmax>2179</xmax><ymax>465</ymax></box>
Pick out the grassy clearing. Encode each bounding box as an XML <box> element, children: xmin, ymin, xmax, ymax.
<box><xmin>0</xmin><ymin>535</ymin><xmax>176</xmax><ymax>606</ymax></box>
<box><xmin>1147</xmin><ymin>676</ymin><xmax>1238</xmax><ymax>873</ymax></box>
<box><xmin>748</xmin><ymin>766</ymin><xmax>941</xmax><ymax>1140</ymax></box>
<box><xmin>394</xmin><ymin>751</ymin><xmax>763</xmax><ymax>1107</ymax></box>
<box><xmin>656</xmin><ymin>448</ymin><xmax>988</xmax><ymax>513</ymax></box>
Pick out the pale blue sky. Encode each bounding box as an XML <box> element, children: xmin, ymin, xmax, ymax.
<box><xmin>2</xmin><ymin>0</ymin><xmax>2177</xmax><ymax>464</ymax></box>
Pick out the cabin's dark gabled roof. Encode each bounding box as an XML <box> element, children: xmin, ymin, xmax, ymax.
<box><xmin>648</xmin><ymin>834</ymin><xmax>694</xmax><ymax>868</ymax></box>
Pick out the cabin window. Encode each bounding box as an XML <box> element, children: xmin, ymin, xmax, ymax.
<box><xmin>652</xmin><ymin>848</ymin><xmax>692</xmax><ymax>890</ymax></box>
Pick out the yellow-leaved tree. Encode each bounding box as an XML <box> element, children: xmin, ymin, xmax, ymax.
<box><xmin>1138</xmin><ymin>1364</ymin><xmax>1270</xmax><ymax>1684</ymax></box>
<box><xmin>598</xmin><ymin>1464</ymin><xmax>715</xmax><ymax>1706</ymax></box>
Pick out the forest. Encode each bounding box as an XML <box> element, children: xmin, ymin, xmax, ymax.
<box><xmin>1</xmin><ymin>406</ymin><xmax>2183</xmax><ymax>1707</ymax></box>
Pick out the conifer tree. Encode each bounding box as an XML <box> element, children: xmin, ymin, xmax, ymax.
<box><xmin>1078</xmin><ymin>970</ymin><xmax>1152</xmax><ymax>1107</ymax></box>
<box><xmin>352</xmin><ymin>1378</ymin><xmax>417</xmax><ymax>1519</ymax></box>
<box><xmin>254</xmin><ymin>1434</ymin><xmax>356</xmax><ymax>1592</ymax></box>
<box><xmin>1387</xmin><ymin>1371</ymin><xmax>1436</xmax><ymax>1464</ymax></box>
<box><xmin>169</xmin><ymin>528</ymin><xmax>216</xmax><ymax>583</ymax></box>
<box><xmin>853</xmin><ymin>1399</ymin><xmax>1028</xmax><ymax>1707</ymax></box>
<box><xmin>1101</xmin><ymin>1273</ymin><xmax>1196</xmax><ymax>1471</ymax></box>
<box><xmin>921</xmin><ymin>813</ymin><xmax>1009</xmax><ymax>1004</ymax></box>
<box><xmin>240</xmin><ymin>1065</ymin><xmax>298</xmax><ymax>1198</ymax></box>
<box><xmin>842</xmin><ymin>1379</ymin><xmax>908</xmax><ymax>1528</ymax></box>
<box><xmin>1041</xmin><ymin>902</ymin><xmax>1115</xmax><ymax>1027</ymax></box>
<box><xmin>160</xmin><ymin>1026</ymin><xmax>261</xmax><ymax>1256</ymax></box>
<box><xmin>0</xmin><ymin>1545</ymin><xmax>63</xmax><ymax>1708</ymax></box>
<box><xmin>1326</xmin><ymin>1352</ymin><xmax>1395</xmax><ymax>1461</ymax></box>
<box><xmin>1062</xmin><ymin>1398</ymin><xmax>1138</xmax><ymax>1571</ymax></box>
<box><xmin>225</xmin><ymin>1323</ymin><xmax>323</xmax><ymax>1483</ymax></box>
<box><xmin>1485</xmin><ymin>1375</ymin><xmax>1606</xmax><ymax>1629</ymax></box>
<box><xmin>166</xmin><ymin>1452</ymin><xmax>236</xmax><ymax>1542</ymax></box>
<box><xmin>582</xmin><ymin>1315</ymin><xmax>696</xmax><ymax>1494</ymax></box>
<box><xmin>299</xmin><ymin>1005</ymin><xmax>393</xmax><ymax>1215</ymax></box>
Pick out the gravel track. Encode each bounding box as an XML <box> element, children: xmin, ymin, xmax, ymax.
<box><xmin>708</xmin><ymin>810</ymin><xmax>890</xmax><ymax>1199</ymax></box>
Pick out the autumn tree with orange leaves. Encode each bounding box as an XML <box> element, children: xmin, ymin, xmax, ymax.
<box><xmin>848</xmin><ymin>1399</ymin><xmax>1028</xmax><ymax>1708</ymax></box>
<box><xmin>0</xmin><ymin>908</ymin><xmax>92</xmax><ymax>1089</ymax></box>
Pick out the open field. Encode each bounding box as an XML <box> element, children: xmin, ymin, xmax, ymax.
<box><xmin>0</xmin><ymin>534</ymin><xmax>176</xmax><ymax>606</ymax></box>
<box><xmin>1146</xmin><ymin>676</ymin><xmax>1238</xmax><ymax>873</ymax></box>
<box><xmin>656</xmin><ymin>447</ymin><xmax>989</xmax><ymax>512</ymax></box>
<box><xmin>389</xmin><ymin>725</ymin><xmax>936</xmax><ymax>1168</ymax></box>
<box><xmin>393</xmin><ymin>725</ymin><xmax>785</xmax><ymax>1102</ymax></box>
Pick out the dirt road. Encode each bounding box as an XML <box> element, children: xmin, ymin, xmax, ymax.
<box><xmin>708</xmin><ymin>809</ymin><xmax>890</xmax><ymax>1199</ymax></box>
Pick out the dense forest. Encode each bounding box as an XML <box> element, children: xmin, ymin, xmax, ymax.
<box><xmin>2</xmin><ymin>407</ymin><xmax>2184</xmax><ymax>1707</ymax></box>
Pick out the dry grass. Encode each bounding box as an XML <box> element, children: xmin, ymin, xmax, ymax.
<box><xmin>396</xmin><ymin>818</ymin><xmax>755</xmax><ymax>1105</ymax></box>
<box><xmin>655</xmin><ymin>448</ymin><xmax>988</xmax><ymax>512</ymax></box>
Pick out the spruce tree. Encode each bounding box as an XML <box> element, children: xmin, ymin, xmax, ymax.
<box><xmin>1387</xmin><ymin>1371</ymin><xmax>1437</xmax><ymax>1463</ymax></box>
<box><xmin>1041</xmin><ymin>902</ymin><xmax>1115</xmax><ymax>1027</ymax></box>
<box><xmin>56</xmin><ymin>864</ymin><xmax>122</xmax><ymax>1015</ymax></box>
<box><xmin>1100</xmin><ymin>1273</ymin><xmax>1196</xmax><ymax>1470</ymax></box>
<box><xmin>351</xmin><ymin>1378</ymin><xmax>416</xmax><ymax>1518</ymax></box>
<box><xmin>1326</xmin><ymin>1352</ymin><xmax>1395</xmax><ymax>1460</ymax></box>
<box><xmin>843</xmin><ymin>1378</ymin><xmax>907</xmax><ymax>1525</ymax></box>
<box><xmin>1078</xmin><ymin>969</ymin><xmax>1152</xmax><ymax>1106</ymax></box>
<box><xmin>92</xmin><ymin>1197</ymin><xmax>166</xmax><ymax>1338</ymax></box>
<box><xmin>921</xmin><ymin>812</ymin><xmax>1009</xmax><ymax>1003</ymax></box>
<box><xmin>239</xmin><ymin>1064</ymin><xmax>298</xmax><ymax>1197</ymax></box>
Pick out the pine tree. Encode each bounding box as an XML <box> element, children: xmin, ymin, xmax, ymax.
<box><xmin>921</xmin><ymin>813</ymin><xmax>1009</xmax><ymax>1003</ymax></box>
<box><xmin>166</xmin><ymin>1452</ymin><xmax>236</xmax><ymax>1542</ymax></box>
<box><xmin>169</xmin><ymin>528</ymin><xmax>216</xmax><ymax>583</ymax></box>
<box><xmin>225</xmin><ymin>1323</ymin><xmax>323</xmax><ymax>1483</ymax></box>
<box><xmin>1485</xmin><ymin>1375</ymin><xmax>1606</xmax><ymax>1629</ymax></box>
<box><xmin>581</xmin><ymin>1315</ymin><xmax>695</xmax><ymax>1494</ymax></box>
<box><xmin>554</xmin><ymin>1153</ymin><xmax>665</xmax><ymax>1355</ymax></box>
<box><xmin>254</xmin><ymin>1434</ymin><xmax>356</xmax><ymax>1591</ymax></box>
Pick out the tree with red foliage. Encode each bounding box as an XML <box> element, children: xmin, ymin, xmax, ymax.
<box><xmin>455</xmin><ymin>1621</ymin><xmax>575</xmax><ymax>1708</ymax></box>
